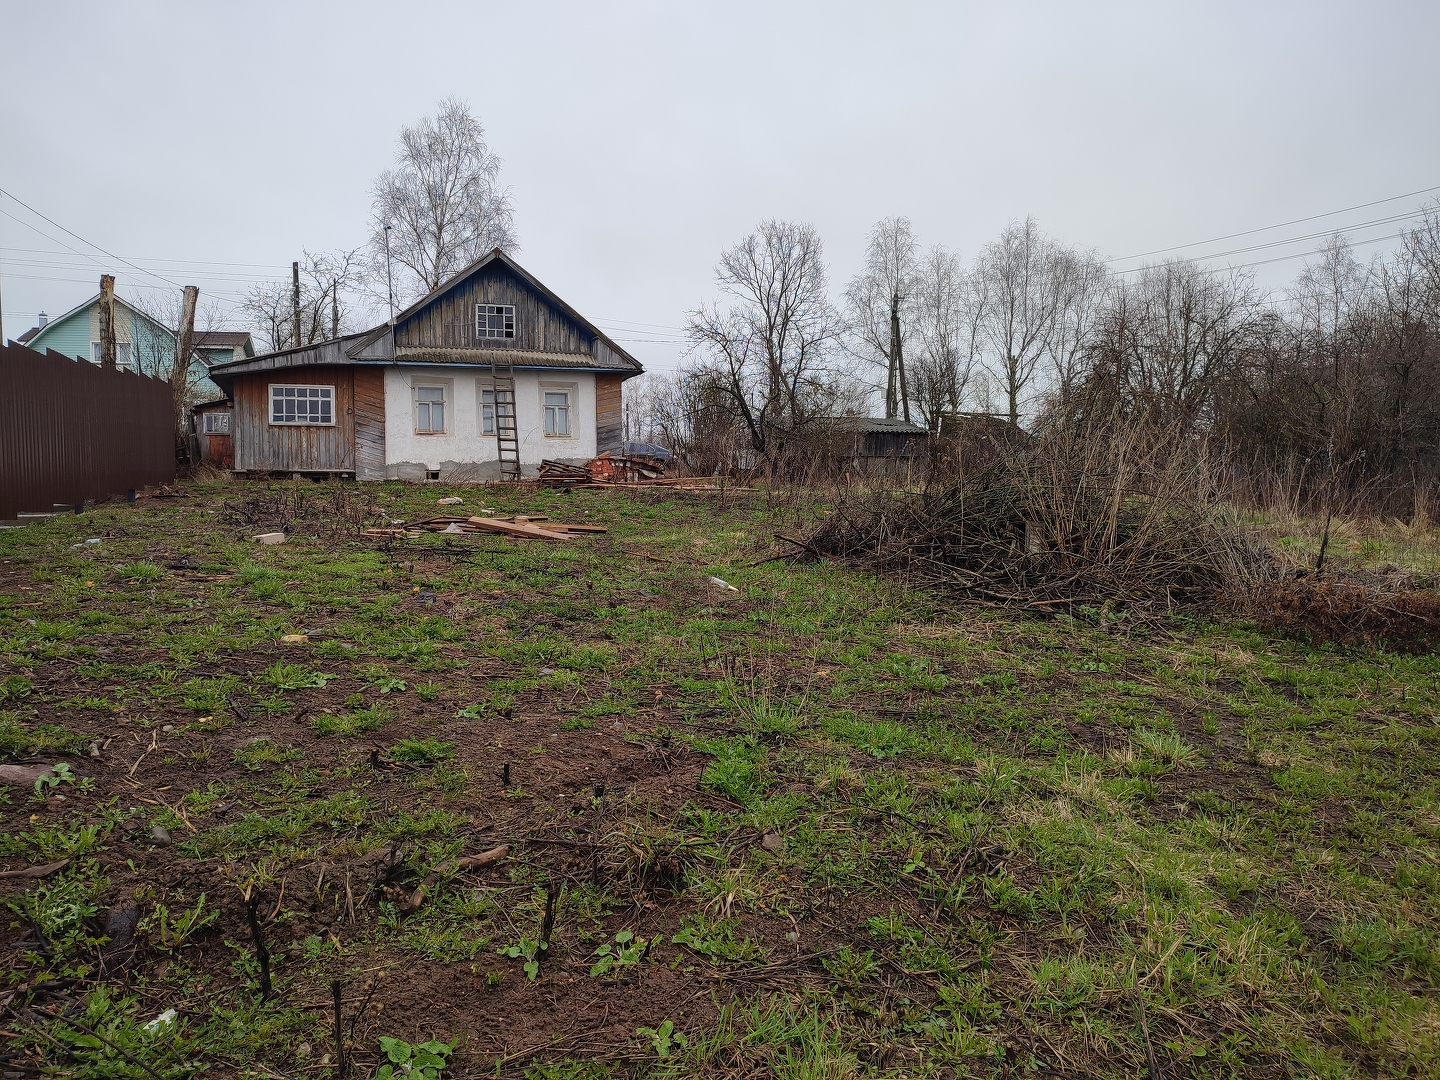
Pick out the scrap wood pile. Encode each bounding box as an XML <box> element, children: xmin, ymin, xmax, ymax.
<box><xmin>538</xmin><ymin>452</ymin><xmax>665</xmax><ymax>486</ymax></box>
<box><xmin>537</xmin><ymin>452</ymin><xmax>747</xmax><ymax>491</ymax></box>
<box><xmin>796</xmin><ymin>417</ymin><xmax>1259</xmax><ymax>613</ymax></box>
<box><xmin>364</xmin><ymin>514</ymin><xmax>606</xmax><ymax>542</ymax></box>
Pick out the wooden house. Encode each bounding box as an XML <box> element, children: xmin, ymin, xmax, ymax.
<box><xmin>206</xmin><ymin>250</ymin><xmax>643</xmax><ymax>480</ymax></box>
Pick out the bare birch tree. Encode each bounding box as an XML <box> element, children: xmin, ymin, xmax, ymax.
<box><xmin>370</xmin><ymin>97</ymin><xmax>517</xmax><ymax>303</ymax></box>
<box><xmin>909</xmin><ymin>245</ymin><xmax>983</xmax><ymax>431</ymax></box>
<box><xmin>973</xmin><ymin>217</ymin><xmax>1066</xmax><ymax>426</ymax></box>
<box><xmin>845</xmin><ymin>217</ymin><xmax>918</xmax><ymax>421</ymax></box>
<box><xmin>684</xmin><ymin>220</ymin><xmax>844</xmax><ymax>468</ymax></box>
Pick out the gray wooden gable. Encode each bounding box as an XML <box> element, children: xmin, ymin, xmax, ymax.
<box><xmin>390</xmin><ymin>252</ymin><xmax>641</xmax><ymax>372</ymax></box>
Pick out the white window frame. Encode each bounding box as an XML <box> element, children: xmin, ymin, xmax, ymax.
<box><xmin>477</xmin><ymin>381</ymin><xmax>514</xmax><ymax>436</ymax></box>
<box><xmin>269</xmin><ymin>384</ymin><xmax>335</xmax><ymax>426</ymax></box>
<box><xmin>202</xmin><ymin>411</ymin><xmax>232</xmax><ymax>435</ymax></box>
<box><xmin>90</xmin><ymin>341</ymin><xmax>133</xmax><ymax>368</ymax></box>
<box><xmin>475</xmin><ymin>304</ymin><xmax>516</xmax><ymax>340</ymax></box>
<box><xmin>541</xmin><ymin>384</ymin><xmax>575</xmax><ymax>438</ymax></box>
<box><xmin>414</xmin><ymin>383</ymin><xmax>448</xmax><ymax>435</ymax></box>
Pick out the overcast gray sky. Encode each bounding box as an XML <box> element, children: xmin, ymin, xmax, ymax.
<box><xmin>3</xmin><ymin>1</ymin><xmax>1438</xmax><ymax>372</ymax></box>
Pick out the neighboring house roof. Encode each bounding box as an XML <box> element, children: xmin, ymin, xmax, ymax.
<box><xmin>194</xmin><ymin>331</ymin><xmax>254</xmax><ymax>351</ymax></box>
<box><xmin>207</xmin><ymin>250</ymin><xmax>644</xmax><ymax>393</ymax></box>
<box><xmin>15</xmin><ymin>326</ymin><xmax>40</xmax><ymax>344</ymax></box>
<box><xmin>818</xmin><ymin>416</ymin><xmax>928</xmax><ymax>435</ymax></box>
<box><xmin>191</xmin><ymin>398</ymin><xmax>233</xmax><ymax>412</ymax></box>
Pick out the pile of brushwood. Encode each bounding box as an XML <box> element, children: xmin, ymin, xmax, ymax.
<box><xmin>1240</xmin><ymin>571</ymin><xmax>1440</xmax><ymax>653</ymax></box>
<box><xmin>803</xmin><ymin>414</ymin><xmax>1260</xmax><ymax>616</ymax></box>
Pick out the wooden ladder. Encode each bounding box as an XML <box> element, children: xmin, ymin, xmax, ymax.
<box><xmin>491</xmin><ymin>355</ymin><xmax>521</xmax><ymax>482</ymax></box>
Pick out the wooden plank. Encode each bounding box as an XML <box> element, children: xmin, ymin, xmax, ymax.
<box><xmin>596</xmin><ymin>373</ymin><xmax>623</xmax><ymax>453</ymax></box>
<box><xmin>466</xmin><ymin>516</ymin><xmax>575</xmax><ymax>540</ymax></box>
<box><xmin>353</xmin><ymin>367</ymin><xmax>386</xmax><ymax>480</ymax></box>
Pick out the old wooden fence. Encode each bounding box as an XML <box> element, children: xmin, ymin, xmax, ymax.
<box><xmin>0</xmin><ymin>341</ymin><xmax>175</xmax><ymax>519</ymax></box>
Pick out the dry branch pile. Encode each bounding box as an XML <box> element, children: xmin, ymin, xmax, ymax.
<box><xmin>804</xmin><ymin>416</ymin><xmax>1258</xmax><ymax>613</ymax></box>
<box><xmin>1240</xmin><ymin>573</ymin><xmax>1440</xmax><ymax>653</ymax></box>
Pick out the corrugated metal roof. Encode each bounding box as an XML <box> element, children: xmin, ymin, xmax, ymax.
<box><xmin>393</xmin><ymin>346</ymin><xmax>634</xmax><ymax>370</ymax></box>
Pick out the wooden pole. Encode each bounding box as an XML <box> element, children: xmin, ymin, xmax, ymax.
<box><xmin>98</xmin><ymin>275</ymin><xmax>117</xmax><ymax>369</ymax></box>
<box><xmin>291</xmin><ymin>261</ymin><xmax>301</xmax><ymax>347</ymax></box>
<box><xmin>331</xmin><ymin>284</ymin><xmax>339</xmax><ymax>340</ymax></box>
<box><xmin>173</xmin><ymin>285</ymin><xmax>199</xmax><ymax>462</ymax></box>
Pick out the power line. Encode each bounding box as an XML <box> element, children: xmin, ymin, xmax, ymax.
<box><xmin>0</xmin><ymin>187</ymin><xmax>244</xmax><ymax>306</ymax></box>
<box><xmin>1109</xmin><ymin>208</ymin><xmax>1426</xmax><ymax>272</ymax></box>
<box><xmin>0</xmin><ymin>245</ymin><xmax>291</xmax><ymax>271</ymax></box>
<box><xmin>1109</xmin><ymin>182</ymin><xmax>1440</xmax><ymax>262</ymax></box>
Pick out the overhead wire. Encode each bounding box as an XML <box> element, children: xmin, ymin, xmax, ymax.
<box><xmin>1110</xmin><ymin>182</ymin><xmax>1440</xmax><ymax>262</ymax></box>
<box><xmin>0</xmin><ymin>188</ymin><xmax>245</xmax><ymax>306</ymax></box>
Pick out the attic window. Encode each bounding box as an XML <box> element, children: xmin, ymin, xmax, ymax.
<box><xmin>476</xmin><ymin>304</ymin><xmax>515</xmax><ymax>340</ymax></box>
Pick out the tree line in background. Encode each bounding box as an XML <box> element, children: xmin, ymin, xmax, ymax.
<box><xmin>627</xmin><ymin>206</ymin><xmax>1440</xmax><ymax>516</ymax></box>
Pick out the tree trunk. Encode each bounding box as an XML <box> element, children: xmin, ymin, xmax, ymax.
<box><xmin>884</xmin><ymin>304</ymin><xmax>898</xmax><ymax>421</ymax></box>
<box><xmin>172</xmin><ymin>285</ymin><xmax>199</xmax><ymax>463</ymax></box>
<box><xmin>97</xmin><ymin>275</ymin><xmax>117</xmax><ymax>369</ymax></box>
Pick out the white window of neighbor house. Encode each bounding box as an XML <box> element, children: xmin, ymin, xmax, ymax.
<box><xmin>416</xmin><ymin>385</ymin><xmax>446</xmax><ymax>433</ymax></box>
<box><xmin>270</xmin><ymin>384</ymin><xmax>334</xmax><ymax>425</ymax></box>
<box><xmin>202</xmin><ymin>411</ymin><xmax>232</xmax><ymax>435</ymax></box>
<box><xmin>90</xmin><ymin>342</ymin><xmax>133</xmax><ymax>368</ymax></box>
<box><xmin>543</xmin><ymin>390</ymin><xmax>571</xmax><ymax>437</ymax></box>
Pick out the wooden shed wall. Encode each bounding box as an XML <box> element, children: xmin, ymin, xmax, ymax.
<box><xmin>395</xmin><ymin>262</ymin><xmax>594</xmax><ymax>355</ymax></box>
<box><xmin>233</xmin><ymin>368</ymin><xmax>356</xmax><ymax>472</ymax></box>
<box><xmin>596</xmin><ymin>374</ymin><xmax>622</xmax><ymax>453</ymax></box>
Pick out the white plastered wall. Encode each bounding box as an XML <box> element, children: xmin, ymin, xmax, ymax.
<box><xmin>383</xmin><ymin>365</ymin><xmax>596</xmax><ymax>481</ymax></box>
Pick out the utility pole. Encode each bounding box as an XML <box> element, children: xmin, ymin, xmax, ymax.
<box><xmin>173</xmin><ymin>285</ymin><xmax>199</xmax><ymax>463</ymax></box>
<box><xmin>331</xmin><ymin>284</ymin><xmax>339</xmax><ymax>340</ymax></box>
<box><xmin>383</xmin><ymin>225</ymin><xmax>396</xmax><ymax>323</ymax></box>
<box><xmin>98</xmin><ymin>275</ymin><xmax>117</xmax><ymax>369</ymax></box>
<box><xmin>291</xmin><ymin>261</ymin><xmax>301</xmax><ymax>347</ymax></box>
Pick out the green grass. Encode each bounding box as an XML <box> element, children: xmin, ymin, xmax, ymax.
<box><xmin>3</xmin><ymin>479</ymin><xmax>1440</xmax><ymax>1076</ymax></box>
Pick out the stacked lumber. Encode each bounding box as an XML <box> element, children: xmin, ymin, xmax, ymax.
<box><xmin>364</xmin><ymin>515</ymin><xmax>606</xmax><ymax>542</ymax></box>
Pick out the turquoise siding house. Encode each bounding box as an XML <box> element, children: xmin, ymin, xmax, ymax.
<box><xmin>19</xmin><ymin>293</ymin><xmax>253</xmax><ymax>399</ymax></box>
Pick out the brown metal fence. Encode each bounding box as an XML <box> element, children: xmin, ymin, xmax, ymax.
<box><xmin>0</xmin><ymin>342</ymin><xmax>175</xmax><ymax>519</ymax></box>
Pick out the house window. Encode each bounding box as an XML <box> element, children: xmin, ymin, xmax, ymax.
<box><xmin>479</xmin><ymin>387</ymin><xmax>514</xmax><ymax>435</ymax></box>
<box><xmin>543</xmin><ymin>390</ymin><xmax>571</xmax><ymax>437</ymax></box>
<box><xmin>476</xmin><ymin>304</ymin><xmax>515</xmax><ymax>340</ymax></box>
<box><xmin>90</xmin><ymin>342</ymin><xmax>133</xmax><ymax>368</ymax></box>
<box><xmin>416</xmin><ymin>386</ymin><xmax>446</xmax><ymax>433</ymax></box>
<box><xmin>270</xmin><ymin>384</ymin><xmax>334</xmax><ymax>425</ymax></box>
<box><xmin>202</xmin><ymin>411</ymin><xmax>232</xmax><ymax>435</ymax></box>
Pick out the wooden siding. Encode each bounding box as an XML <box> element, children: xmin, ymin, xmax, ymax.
<box><xmin>596</xmin><ymin>374</ymin><xmax>622</xmax><ymax>454</ymax></box>
<box><xmin>354</xmin><ymin>367</ymin><xmax>386</xmax><ymax>480</ymax></box>
<box><xmin>395</xmin><ymin>261</ymin><xmax>594</xmax><ymax>355</ymax></box>
<box><xmin>233</xmin><ymin>368</ymin><xmax>356</xmax><ymax>472</ymax></box>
